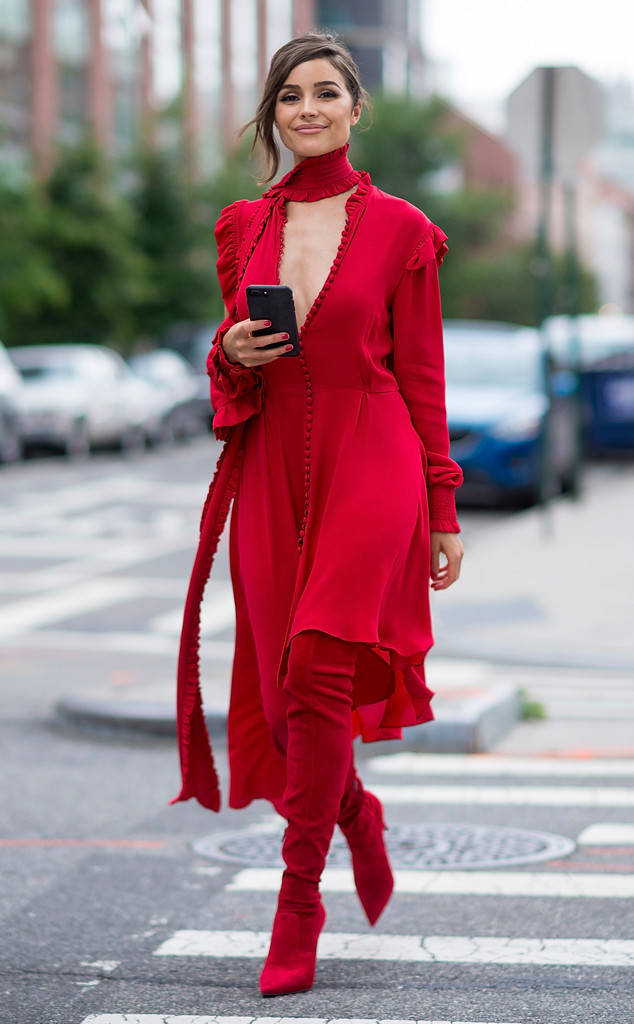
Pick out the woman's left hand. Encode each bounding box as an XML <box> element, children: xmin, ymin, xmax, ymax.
<box><xmin>430</xmin><ymin>531</ymin><xmax>464</xmax><ymax>590</ymax></box>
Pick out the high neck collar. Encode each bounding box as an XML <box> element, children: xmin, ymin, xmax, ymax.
<box><xmin>263</xmin><ymin>142</ymin><xmax>363</xmax><ymax>203</ymax></box>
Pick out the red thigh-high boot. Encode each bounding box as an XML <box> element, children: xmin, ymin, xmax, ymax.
<box><xmin>259</xmin><ymin>630</ymin><xmax>358</xmax><ymax>997</ymax></box>
<box><xmin>338</xmin><ymin>765</ymin><xmax>394</xmax><ymax>925</ymax></box>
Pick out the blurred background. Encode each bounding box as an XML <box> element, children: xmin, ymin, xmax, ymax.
<box><xmin>1</xmin><ymin>0</ymin><xmax>633</xmax><ymax>732</ymax></box>
<box><xmin>2</xmin><ymin>10</ymin><xmax>634</xmax><ymax>1020</ymax></box>
<box><xmin>0</xmin><ymin>0</ymin><xmax>633</xmax><ymax>492</ymax></box>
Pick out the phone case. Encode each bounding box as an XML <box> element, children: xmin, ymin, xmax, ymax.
<box><xmin>245</xmin><ymin>284</ymin><xmax>300</xmax><ymax>356</ymax></box>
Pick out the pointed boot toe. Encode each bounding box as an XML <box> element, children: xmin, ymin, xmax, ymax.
<box><xmin>259</xmin><ymin>899</ymin><xmax>326</xmax><ymax>997</ymax></box>
<box><xmin>341</xmin><ymin>789</ymin><xmax>394</xmax><ymax>926</ymax></box>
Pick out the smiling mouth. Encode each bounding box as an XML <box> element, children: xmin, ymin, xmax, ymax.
<box><xmin>295</xmin><ymin>125</ymin><xmax>327</xmax><ymax>131</ymax></box>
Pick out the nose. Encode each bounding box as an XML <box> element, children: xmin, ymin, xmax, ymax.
<box><xmin>299</xmin><ymin>95</ymin><xmax>318</xmax><ymax>118</ymax></box>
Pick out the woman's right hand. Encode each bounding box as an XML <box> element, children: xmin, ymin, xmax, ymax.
<box><xmin>221</xmin><ymin>318</ymin><xmax>293</xmax><ymax>368</ymax></box>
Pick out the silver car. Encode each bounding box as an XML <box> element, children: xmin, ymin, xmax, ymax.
<box><xmin>10</xmin><ymin>344</ymin><xmax>163</xmax><ymax>454</ymax></box>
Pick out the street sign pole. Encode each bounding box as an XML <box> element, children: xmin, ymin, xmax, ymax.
<box><xmin>563</xmin><ymin>180</ymin><xmax>584</xmax><ymax>499</ymax></box>
<box><xmin>536</xmin><ymin>67</ymin><xmax>555</xmax><ymax>524</ymax></box>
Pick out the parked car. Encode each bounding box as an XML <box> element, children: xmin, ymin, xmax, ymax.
<box><xmin>443</xmin><ymin>321</ymin><xmax>577</xmax><ymax>505</ymax></box>
<box><xmin>9</xmin><ymin>344</ymin><xmax>164</xmax><ymax>453</ymax></box>
<box><xmin>158</xmin><ymin>321</ymin><xmax>219</xmax><ymax>426</ymax></box>
<box><xmin>544</xmin><ymin>314</ymin><xmax>634</xmax><ymax>453</ymax></box>
<box><xmin>128</xmin><ymin>348</ymin><xmax>208</xmax><ymax>441</ymax></box>
<box><xmin>0</xmin><ymin>340</ymin><xmax>23</xmax><ymax>463</ymax></box>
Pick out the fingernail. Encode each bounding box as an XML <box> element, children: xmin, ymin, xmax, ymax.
<box><xmin>281</xmin><ymin>333</ymin><xmax>289</xmax><ymax>340</ymax></box>
<box><xmin>286</xmin><ymin>344</ymin><xmax>293</xmax><ymax>351</ymax></box>
<box><xmin>264</xmin><ymin>320</ymin><xmax>271</xmax><ymax>327</ymax></box>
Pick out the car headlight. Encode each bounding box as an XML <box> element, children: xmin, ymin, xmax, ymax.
<box><xmin>490</xmin><ymin>397</ymin><xmax>547</xmax><ymax>441</ymax></box>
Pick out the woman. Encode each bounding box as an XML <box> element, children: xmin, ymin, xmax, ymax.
<box><xmin>171</xmin><ymin>32</ymin><xmax>464</xmax><ymax>997</ymax></box>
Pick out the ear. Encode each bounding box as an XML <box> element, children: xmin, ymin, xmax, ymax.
<box><xmin>350</xmin><ymin>101</ymin><xmax>363</xmax><ymax>126</ymax></box>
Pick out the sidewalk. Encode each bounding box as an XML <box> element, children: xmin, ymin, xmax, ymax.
<box><xmin>52</xmin><ymin>463</ymin><xmax>634</xmax><ymax>756</ymax></box>
<box><xmin>433</xmin><ymin>462</ymin><xmax>634</xmax><ymax>672</ymax></box>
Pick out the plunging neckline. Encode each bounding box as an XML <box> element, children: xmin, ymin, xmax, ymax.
<box><xmin>274</xmin><ymin>182</ymin><xmax>368</xmax><ymax>338</ymax></box>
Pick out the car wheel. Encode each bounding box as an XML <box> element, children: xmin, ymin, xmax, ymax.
<box><xmin>0</xmin><ymin>416</ymin><xmax>22</xmax><ymax>464</ymax></box>
<box><xmin>120</xmin><ymin>425</ymin><xmax>145</xmax><ymax>455</ymax></box>
<box><xmin>559</xmin><ymin>464</ymin><xmax>580</xmax><ymax>496</ymax></box>
<box><xmin>65</xmin><ymin>420</ymin><xmax>90</xmax><ymax>459</ymax></box>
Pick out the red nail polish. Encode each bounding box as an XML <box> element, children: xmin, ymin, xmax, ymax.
<box><xmin>281</xmin><ymin>333</ymin><xmax>289</xmax><ymax>340</ymax></box>
<box><xmin>264</xmin><ymin>320</ymin><xmax>271</xmax><ymax>327</ymax></box>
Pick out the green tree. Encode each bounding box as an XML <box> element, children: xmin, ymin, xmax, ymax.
<box><xmin>350</xmin><ymin>92</ymin><xmax>461</xmax><ymax>208</ymax></box>
<box><xmin>350</xmin><ymin>92</ymin><xmax>598</xmax><ymax>325</ymax></box>
<box><xmin>0</xmin><ymin>180</ymin><xmax>68</xmax><ymax>343</ymax></box>
<box><xmin>127</xmin><ymin>147</ymin><xmax>221</xmax><ymax>337</ymax></box>
<box><xmin>22</xmin><ymin>142</ymin><xmax>152</xmax><ymax>349</ymax></box>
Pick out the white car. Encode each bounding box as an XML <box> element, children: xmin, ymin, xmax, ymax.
<box><xmin>129</xmin><ymin>348</ymin><xmax>208</xmax><ymax>440</ymax></box>
<box><xmin>0</xmin><ymin>340</ymin><xmax>23</xmax><ymax>463</ymax></box>
<box><xmin>10</xmin><ymin>344</ymin><xmax>163</xmax><ymax>453</ymax></box>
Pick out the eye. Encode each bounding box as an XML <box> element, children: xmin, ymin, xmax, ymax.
<box><xmin>319</xmin><ymin>90</ymin><xmax>338</xmax><ymax>99</ymax></box>
<box><xmin>279</xmin><ymin>92</ymin><xmax>299</xmax><ymax>102</ymax></box>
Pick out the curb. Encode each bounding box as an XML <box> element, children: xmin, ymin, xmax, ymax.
<box><xmin>54</xmin><ymin>696</ymin><xmax>227</xmax><ymax>740</ymax></box>
<box><xmin>397</xmin><ymin>683</ymin><xmax>522</xmax><ymax>754</ymax></box>
<box><xmin>54</xmin><ymin>682</ymin><xmax>521</xmax><ymax>753</ymax></box>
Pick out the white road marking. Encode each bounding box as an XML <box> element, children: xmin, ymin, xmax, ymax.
<box><xmin>80</xmin><ymin>1016</ymin><xmax>524</xmax><ymax>1024</ymax></box>
<box><xmin>372</xmin><ymin>784</ymin><xmax>634</xmax><ymax>807</ymax></box>
<box><xmin>367</xmin><ymin>753</ymin><xmax>634</xmax><ymax>777</ymax></box>
<box><xmin>149</xmin><ymin>585</ymin><xmax>235</xmax><ymax>636</ymax></box>
<box><xmin>226</xmin><ymin>868</ymin><xmax>634</xmax><ymax>898</ymax></box>
<box><xmin>5</xmin><ymin>629</ymin><xmax>234</xmax><ymax>659</ymax></box>
<box><xmin>153</xmin><ymin>930</ymin><xmax>634</xmax><ymax>966</ymax></box>
<box><xmin>80</xmin><ymin>960</ymin><xmax>120</xmax><ymax>972</ymax></box>
<box><xmin>0</xmin><ymin>571</ymin><xmax>187</xmax><ymax>597</ymax></box>
<box><xmin>0</xmin><ymin>579</ymin><xmax>139</xmax><ymax>638</ymax></box>
<box><xmin>578</xmin><ymin>823</ymin><xmax>634</xmax><ymax>844</ymax></box>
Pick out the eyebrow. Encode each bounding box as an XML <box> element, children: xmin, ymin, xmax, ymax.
<box><xmin>279</xmin><ymin>80</ymin><xmax>342</xmax><ymax>90</ymax></box>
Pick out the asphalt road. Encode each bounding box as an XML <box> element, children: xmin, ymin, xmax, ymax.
<box><xmin>1</xmin><ymin>439</ymin><xmax>633</xmax><ymax>1024</ymax></box>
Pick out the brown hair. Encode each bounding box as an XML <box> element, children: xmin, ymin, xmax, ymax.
<box><xmin>239</xmin><ymin>31</ymin><xmax>373</xmax><ymax>184</ymax></box>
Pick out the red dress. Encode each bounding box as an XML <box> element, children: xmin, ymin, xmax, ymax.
<box><xmin>171</xmin><ymin>144</ymin><xmax>463</xmax><ymax>813</ymax></box>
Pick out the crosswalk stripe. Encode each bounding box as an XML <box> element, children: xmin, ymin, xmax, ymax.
<box><xmin>6</xmin><ymin>629</ymin><xmax>234</xmax><ymax>659</ymax></box>
<box><xmin>80</xmin><ymin>1017</ymin><xmax>524</xmax><ymax>1024</ymax></box>
<box><xmin>367</xmin><ymin>753</ymin><xmax>634</xmax><ymax>777</ymax></box>
<box><xmin>371</xmin><ymin>784</ymin><xmax>634</xmax><ymax>806</ymax></box>
<box><xmin>153</xmin><ymin>930</ymin><xmax>634</xmax><ymax>966</ymax></box>
<box><xmin>225</xmin><ymin>867</ymin><xmax>634</xmax><ymax>898</ymax></box>
<box><xmin>578</xmin><ymin>823</ymin><xmax>634</xmax><ymax>844</ymax></box>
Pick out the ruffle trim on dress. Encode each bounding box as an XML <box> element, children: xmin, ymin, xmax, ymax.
<box><xmin>405</xmin><ymin>222</ymin><xmax>449</xmax><ymax>270</ymax></box>
<box><xmin>170</xmin><ymin>426</ymin><xmax>246</xmax><ymax>811</ymax></box>
<box><xmin>426</xmin><ymin>460</ymin><xmax>464</xmax><ymax>490</ymax></box>
<box><xmin>265</xmin><ymin>170</ymin><xmax>364</xmax><ymax>203</ymax></box>
<box><xmin>214</xmin><ymin>202</ymin><xmax>243</xmax><ymax>308</ymax></box>
<box><xmin>209</xmin><ymin>335</ymin><xmax>263</xmax><ymax>391</ymax></box>
<box><xmin>352</xmin><ymin>645</ymin><xmax>436</xmax><ymax>742</ymax></box>
<box><xmin>262</xmin><ymin>142</ymin><xmax>363</xmax><ymax>203</ymax></box>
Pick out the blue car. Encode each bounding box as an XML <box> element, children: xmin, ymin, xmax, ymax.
<box><xmin>544</xmin><ymin>314</ymin><xmax>634</xmax><ymax>453</ymax></box>
<box><xmin>443</xmin><ymin>321</ymin><xmax>577</xmax><ymax>506</ymax></box>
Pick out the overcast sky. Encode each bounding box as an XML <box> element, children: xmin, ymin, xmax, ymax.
<box><xmin>423</xmin><ymin>0</ymin><xmax>634</xmax><ymax>131</ymax></box>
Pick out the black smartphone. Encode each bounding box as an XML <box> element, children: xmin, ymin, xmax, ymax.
<box><xmin>245</xmin><ymin>284</ymin><xmax>300</xmax><ymax>356</ymax></box>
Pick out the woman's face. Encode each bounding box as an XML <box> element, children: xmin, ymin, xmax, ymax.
<box><xmin>274</xmin><ymin>57</ymin><xmax>362</xmax><ymax>162</ymax></box>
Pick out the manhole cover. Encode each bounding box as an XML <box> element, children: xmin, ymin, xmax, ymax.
<box><xmin>193</xmin><ymin>821</ymin><xmax>575</xmax><ymax>870</ymax></box>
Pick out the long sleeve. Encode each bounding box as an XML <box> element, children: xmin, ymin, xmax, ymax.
<box><xmin>207</xmin><ymin>201</ymin><xmax>264</xmax><ymax>442</ymax></box>
<box><xmin>391</xmin><ymin>223</ymin><xmax>463</xmax><ymax>533</ymax></box>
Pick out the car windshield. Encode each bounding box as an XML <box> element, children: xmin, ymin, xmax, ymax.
<box><xmin>18</xmin><ymin>364</ymin><xmax>76</xmax><ymax>381</ymax></box>
<box><xmin>444</xmin><ymin>335</ymin><xmax>542</xmax><ymax>390</ymax></box>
